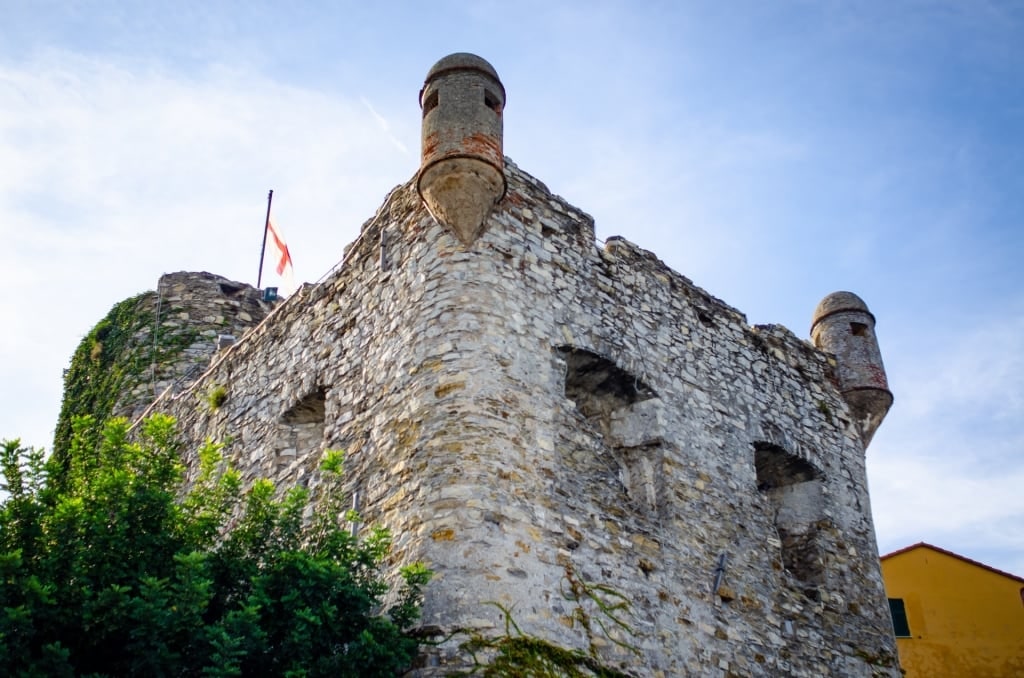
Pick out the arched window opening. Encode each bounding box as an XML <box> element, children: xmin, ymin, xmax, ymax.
<box><xmin>557</xmin><ymin>346</ymin><xmax>662</xmax><ymax>510</ymax></box>
<box><xmin>218</xmin><ymin>282</ymin><xmax>245</xmax><ymax>297</ymax></box>
<box><xmin>557</xmin><ymin>346</ymin><xmax>656</xmax><ymax>420</ymax></box>
<box><xmin>755</xmin><ymin>444</ymin><xmax>819</xmax><ymax>490</ymax></box>
<box><xmin>754</xmin><ymin>442</ymin><xmax>826</xmax><ymax>590</ymax></box>
<box><xmin>278</xmin><ymin>387</ymin><xmax>328</xmax><ymax>471</ymax></box>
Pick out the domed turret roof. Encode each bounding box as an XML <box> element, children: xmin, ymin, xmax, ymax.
<box><xmin>425</xmin><ymin>53</ymin><xmax>501</xmax><ymax>84</ymax></box>
<box><xmin>811</xmin><ymin>291</ymin><xmax>873</xmax><ymax>328</ymax></box>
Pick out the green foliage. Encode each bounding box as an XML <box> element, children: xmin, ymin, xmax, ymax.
<box><xmin>53</xmin><ymin>293</ymin><xmax>155</xmax><ymax>474</ymax></box>
<box><xmin>206</xmin><ymin>384</ymin><xmax>228</xmax><ymax>411</ymax></box>
<box><xmin>0</xmin><ymin>415</ymin><xmax>431</xmax><ymax>677</ymax></box>
<box><xmin>54</xmin><ymin>292</ymin><xmax>207</xmax><ymax>479</ymax></box>
<box><xmin>454</xmin><ymin>565</ymin><xmax>639</xmax><ymax>677</ymax></box>
<box><xmin>319</xmin><ymin>449</ymin><xmax>345</xmax><ymax>475</ymax></box>
<box><xmin>457</xmin><ymin>604</ymin><xmax>633</xmax><ymax>678</ymax></box>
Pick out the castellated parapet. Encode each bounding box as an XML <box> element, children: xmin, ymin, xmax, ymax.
<box><xmin>115</xmin><ymin>55</ymin><xmax>899</xmax><ymax>676</ymax></box>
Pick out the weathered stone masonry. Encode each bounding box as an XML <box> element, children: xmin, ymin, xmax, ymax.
<box><xmin>120</xmin><ymin>271</ymin><xmax>274</xmax><ymax>423</ymax></box>
<box><xmin>123</xmin><ymin>54</ymin><xmax>899</xmax><ymax>676</ymax></box>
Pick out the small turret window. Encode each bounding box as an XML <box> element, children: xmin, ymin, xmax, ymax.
<box><xmin>850</xmin><ymin>322</ymin><xmax>867</xmax><ymax>336</ymax></box>
<box><xmin>484</xmin><ymin>89</ymin><xmax>501</xmax><ymax>115</ymax></box>
<box><xmin>422</xmin><ymin>90</ymin><xmax>439</xmax><ymax>117</ymax></box>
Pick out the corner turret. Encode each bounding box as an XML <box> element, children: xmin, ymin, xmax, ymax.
<box><xmin>417</xmin><ymin>52</ymin><xmax>506</xmax><ymax>246</ymax></box>
<box><xmin>811</xmin><ymin>291</ymin><xmax>893</xmax><ymax>447</ymax></box>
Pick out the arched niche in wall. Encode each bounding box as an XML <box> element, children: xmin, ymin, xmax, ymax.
<box><xmin>556</xmin><ymin>346</ymin><xmax>664</xmax><ymax>510</ymax></box>
<box><xmin>753</xmin><ymin>441</ymin><xmax>826</xmax><ymax>591</ymax></box>
<box><xmin>556</xmin><ymin>346</ymin><xmax>657</xmax><ymax>419</ymax></box>
<box><xmin>277</xmin><ymin>387</ymin><xmax>328</xmax><ymax>471</ymax></box>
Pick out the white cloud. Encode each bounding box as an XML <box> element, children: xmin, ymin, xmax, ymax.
<box><xmin>0</xmin><ymin>3</ymin><xmax>1021</xmax><ymax>580</ymax></box>
<box><xmin>892</xmin><ymin>309</ymin><xmax>1024</xmax><ymax>425</ymax></box>
<box><xmin>361</xmin><ymin>96</ymin><xmax>410</xmax><ymax>155</ymax></box>
<box><xmin>868</xmin><ymin>308</ymin><xmax>1024</xmax><ymax>574</ymax></box>
<box><xmin>0</xmin><ymin>50</ymin><xmax>416</xmax><ymax>450</ymax></box>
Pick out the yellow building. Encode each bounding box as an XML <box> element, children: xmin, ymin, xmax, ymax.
<box><xmin>881</xmin><ymin>542</ymin><xmax>1024</xmax><ymax>677</ymax></box>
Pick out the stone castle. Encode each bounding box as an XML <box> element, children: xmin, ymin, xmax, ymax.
<box><xmin>77</xmin><ymin>54</ymin><xmax>901</xmax><ymax>675</ymax></box>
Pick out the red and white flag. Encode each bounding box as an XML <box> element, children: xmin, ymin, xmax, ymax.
<box><xmin>267</xmin><ymin>216</ymin><xmax>295</xmax><ymax>294</ymax></box>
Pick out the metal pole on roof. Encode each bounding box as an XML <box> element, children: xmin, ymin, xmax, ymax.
<box><xmin>257</xmin><ymin>189</ymin><xmax>273</xmax><ymax>288</ymax></box>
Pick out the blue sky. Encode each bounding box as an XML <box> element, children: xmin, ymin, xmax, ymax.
<box><xmin>2</xmin><ymin>2</ymin><xmax>1022</xmax><ymax>575</ymax></box>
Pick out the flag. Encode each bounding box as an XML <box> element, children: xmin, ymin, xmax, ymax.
<box><xmin>267</xmin><ymin>216</ymin><xmax>296</xmax><ymax>294</ymax></box>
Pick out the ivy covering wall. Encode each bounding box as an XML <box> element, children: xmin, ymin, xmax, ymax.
<box><xmin>53</xmin><ymin>293</ymin><xmax>157</xmax><ymax>473</ymax></box>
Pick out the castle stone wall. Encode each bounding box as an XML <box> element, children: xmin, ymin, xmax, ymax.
<box><xmin>116</xmin><ymin>271</ymin><xmax>274</xmax><ymax>423</ymax></box>
<box><xmin>144</xmin><ymin>159</ymin><xmax>899</xmax><ymax>676</ymax></box>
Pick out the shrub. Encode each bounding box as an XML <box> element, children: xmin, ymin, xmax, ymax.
<box><xmin>0</xmin><ymin>415</ymin><xmax>430</xmax><ymax>677</ymax></box>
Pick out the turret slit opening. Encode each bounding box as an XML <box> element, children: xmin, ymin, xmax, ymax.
<box><xmin>422</xmin><ymin>90</ymin><xmax>439</xmax><ymax>117</ymax></box>
<box><xmin>484</xmin><ymin>89</ymin><xmax>501</xmax><ymax>115</ymax></box>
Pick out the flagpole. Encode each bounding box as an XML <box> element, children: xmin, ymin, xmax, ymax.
<box><xmin>257</xmin><ymin>189</ymin><xmax>273</xmax><ymax>288</ymax></box>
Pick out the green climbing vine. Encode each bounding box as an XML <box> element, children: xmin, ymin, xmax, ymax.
<box><xmin>453</xmin><ymin>564</ymin><xmax>640</xmax><ymax>677</ymax></box>
<box><xmin>53</xmin><ymin>288</ymin><xmax>217</xmax><ymax>478</ymax></box>
<box><xmin>53</xmin><ymin>292</ymin><xmax>155</xmax><ymax>474</ymax></box>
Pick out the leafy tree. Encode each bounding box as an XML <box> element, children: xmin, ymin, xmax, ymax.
<box><xmin>0</xmin><ymin>415</ymin><xmax>430</xmax><ymax>677</ymax></box>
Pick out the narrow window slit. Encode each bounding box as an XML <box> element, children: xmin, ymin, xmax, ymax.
<box><xmin>484</xmin><ymin>89</ymin><xmax>501</xmax><ymax>115</ymax></box>
<box><xmin>422</xmin><ymin>90</ymin><xmax>439</xmax><ymax>117</ymax></box>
